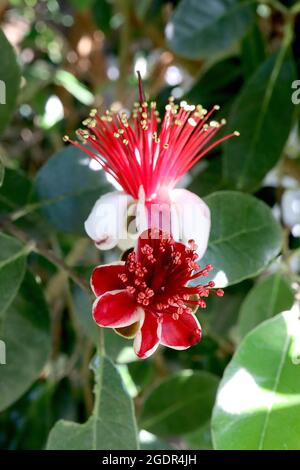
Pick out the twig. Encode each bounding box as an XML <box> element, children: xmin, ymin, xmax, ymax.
<box><xmin>1</xmin><ymin>219</ymin><xmax>89</xmax><ymax>292</ymax></box>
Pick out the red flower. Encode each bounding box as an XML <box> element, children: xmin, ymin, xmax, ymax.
<box><xmin>64</xmin><ymin>74</ymin><xmax>238</xmax><ymax>254</ymax></box>
<box><xmin>91</xmin><ymin>229</ymin><xmax>223</xmax><ymax>358</ymax></box>
<box><xmin>65</xmin><ymin>75</ymin><xmax>238</xmax><ymax>202</ymax></box>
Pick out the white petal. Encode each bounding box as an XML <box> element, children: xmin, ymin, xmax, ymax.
<box><xmin>170</xmin><ymin>188</ymin><xmax>211</xmax><ymax>259</ymax></box>
<box><xmin>84</xmin><ymin>192</ymin><xmax>133</xmax><ymax>250</ymax></box>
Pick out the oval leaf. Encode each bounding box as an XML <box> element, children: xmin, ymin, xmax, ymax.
<box><xmin>35</xmin><ymin>146</ymin><xmax>112</xmax><ymax>234</ymax></box>
<box><xmin>167</xmin><ymin>0</ymin><xmax>255</xmax><ymax>60</ymax></box>
<box><xmin>0</xmin><ymin>271</ymin><xmax>51</xmax><ymax>411</ymax></box>
<box><xmin>223</xmin><ymin>51</ymin><xmax>296</xmax><ymax>191</ymax></box>
<box><xmin>0</xmin><ymin>233</ymin><xmax>27</xmax><ymax>319</ymax></box>
<box><xmin>140</xmin><ymin>371</ymin><xmax>219</xmax><ymax>436</ymax></box>
<box><xmin>238</xmin><ymin>273</ymin><xmax>294</xmax><ymax>340</ymax></box>
<box><xmin>47</xmin><ymin>356</ymin><xmax>138</xmax><ymax>450</ymax></box>
<box><xmin>200</xmin><ymin>191</ymin><xmax>282</xmax><ymax>287</ymax></box>
<box><xmin>0</xmin><ymin>29</ymin><xmax>21</xmax><ymax>135</ymax></box>
<box><xmin>0</xmin><ymin>168</ymin><xmax>33</xmax><ymax>212</ymax></box>
<box><xmin>212</xmin><ymin>308</ymin><xmax>300</xmax><ymax>449</ymax></box>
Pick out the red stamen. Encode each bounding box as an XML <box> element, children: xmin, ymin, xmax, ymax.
<box><xmin>117</xmin><ymin>229</ymin><xmax>220</xmax><ymax>318</ymax></box>
<box><xmin>64</xmin><ymin>80</ymin><xmax>238</xmax><ymax>202</ymax></box>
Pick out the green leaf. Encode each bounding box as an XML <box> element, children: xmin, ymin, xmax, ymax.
<box><xmin>0</xmin><ymin>271</ymin><xmax>51</xmax><ymax>411</ymax></box>
<box><xmin>238</xmin><ymin>273</ymin><xmax>294</xmax><ymax>340</ymax></box>
<box><xmin>0</xmin><ymin>233</ymin><xmax>27</xmax><ymax>319</ymax></box>
<box><xmin>47</xmin><ymin>356</ymin><xmax>139</xmax><ymax>450</ymax></box>
<box><xmin>185</xmin><ymin>57</ymin><xmax>243</xmax><ymax>109</ymax></box>
<box><xmin>0</xmin><ymin>168</ymin><xmax>33</xmax><ymax>211</ymax></box>
<box><xmin>167</xmin><ymin>0</ymin><xmax>256</xmax><ymax>60</ymax></box>
<box><xmin>200</xmin><ymin>191</ymin><xmax>282</xmax><ymax>287</ymax></box>
<box><xmin>1</xmin><ymin>382</ymin><xmax>55</xmax><ymax>450</ymax></box>
<box><xmin>212</xmin><ymin>309</ymin><xmax>300</xmax><ymax>449</ymax></box>
<box><xmin>241</xmin><ymin>21</ymin><xmax>266</xmax><ymax>78</ymax></box>
<box><xmin>0</xmin><ymin>29</ymin><xmax>21</xmax><ymax>135</ymax></box>
<box><xmin>203</xmin><ymin>280</ymin><xmax>251</xmax><ymax>339</ymax></box>
<box><xmin>92</xmin><ymin>0</ymin><xmax>113</xmax><ymax>33</ymax></box>
<box><xmin>69</xmin><ymin>0</ymin><xmax>94</xmax><ymax>10</ymax></box>
<box><xmin>0</xmin><ymin>159</ymin><xmax>4</xmax><ymax>187</ymax></box>
<box><xmin>140</xmin><ymin>371</ymin><xmax>219</xmax><ymax>437</ymax></box>
<box><xmin>188</xmin><ymin>157</ymin><xmax>224</xmax><ymax>201</ymax></box>
<box><xmin>35</xmin><ymin>146</ymin><xmax>112</xmax><ymax>234</ymax></box>
<box><xmin>223</xmin><ymin>51</ymin><xmax>296</xmax><ymax>191</ymax></box>
<box><xmin>185</xmin><ymin>421</ymin><xmax>213</xmax><ymax>450</ymax></box>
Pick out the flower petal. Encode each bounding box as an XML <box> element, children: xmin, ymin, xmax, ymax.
<box><xmin>134</xmin><ymin>310</ymin><xmax>161</xmax><ymax>359</ymax></box>
<box><xmin>91</xmin><ymin>262</ymin><xmax>126</xmax><ymax>297</ymax></box>
<box><xmin>160</xmin><ymin>311</ymin><xmax>202</xmax><ymax>350</ymax></box>
<box><xmin>85</xmin><ymin>191</ymin><xmax>134</xmax><ymax>250</ymax></box>
<box><xmin>93</xmin><ymin>290</ymin><xmax>143</xmax><ymax>328</ymax></box>
<box><xmin>171</xmin><ymin>188</ymin><xmax>211</xmax><ymax>259</ymax></box>
<box><xmin>115</xmin><ymin>321</ymin><xmax>140</xmax><ymax>339</ymax></box>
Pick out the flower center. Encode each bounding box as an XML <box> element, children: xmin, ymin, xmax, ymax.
<box><xmin>118</xmin><ymin>229</ymin><xmax>223</xmax><ymax>320</ymax></box>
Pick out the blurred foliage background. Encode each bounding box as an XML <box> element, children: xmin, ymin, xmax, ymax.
<box><xmin>0</xmin><ymin>0</ymin><xmax>300</xmax><ymax>451</ymax></box>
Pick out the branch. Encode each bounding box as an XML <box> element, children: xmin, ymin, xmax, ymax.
<box><xmin>1</xmin><ymin>218</ymin><xmax>90</xmax><ymax>293</ymax></box>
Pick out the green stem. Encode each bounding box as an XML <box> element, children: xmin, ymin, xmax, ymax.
<box><xmin>92</xmin><ymin>338</ymin><xmax>105</xmax><ymax>450</ymax></box>
<box><xmin>99</xmin><ymin>328</ymin><xmax>106</xmax><ymax>357</ymax></box>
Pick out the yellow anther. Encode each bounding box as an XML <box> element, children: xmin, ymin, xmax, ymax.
<box><xmin>188</xmin><ymin>117</ymin><xmax>197</xmax><ymax>127</ymax></box>
<box><xmin>210</xmin><ymin>120</ymin><xmax>220</xmax><ymax>128</ymax></box>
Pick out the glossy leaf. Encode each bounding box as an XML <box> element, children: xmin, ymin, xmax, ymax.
<box><xmin>140</xmin><ymin>371</ymin><xmax>219</xmax><ymax>436</ymax></box>
<box><xmin>223</xmin><ymin>51</ymin><xmax>296</xmax><ymax>191</ymax></box>
<box><xmin>241</xmin><ymin>21</ymin><xmax>266</xmax><ymax>78</ymax></box>
<box><xmin>238</xmin><ymin>273</ymin><xmax>294</xmax><ymax>340</ymax></box>
<box><xmin>47</xmin><ymin>356</ymin><xmax>138</xmax><ymax>450</ymax></box>
<box><xmin>0</xmin><ymin>271</ymin><xmax>51</xmax><ymax>411</ymax></box>
<box><xmin>167</xmin><ymin>0</ymin><xmax>256</xmax><ymax>59</ymax></box>
<box><xmin>0</xmin><ymin>29</ymin><xmax>21</xmax><ymax>135</ymax></box>
<box><xmin>185</xmin><ymin>422</ymin><xmax>213</xmax><ymax>450</ymax></box>
<box><xmin>35</xmin><ymin>146</ymin><xmax>112</xmax><ymax>234</ymax></box>
<box><xmin>212</xmin><ymin>308</ymin><xmax>300</xmax><ymax>449</ymax></box>
<box><xmin>0</xmin><ymin>168</ymin><xmax>33</xmax><ymax>212</ymax></box>
<box><xmin>0</xmin><ymin>233</ymin><xmax>27</xmax><ymax>319</ymax></box>
<box><xmin>92</xmin><ymin>0</ymin><xmax>113</xmax><ymax>33</ymax></box>
<box><xmin>188</xmin><ymin>156</ymin><xmax>224</xmax><ymax>198</ymax></box>
<box><xmin>203</xmin><ymin>280</ymin><xmax>251</xmax><ymax>339</ymax></box>
<box><xmin>200</xmin><ymin>191</ymin><xmax>282</xmax><ymax>287</ymax></box>
<box><xmin>185</xmin><ymin>57</ymin><xmax>243</xmax><ymax>109</ymax></box>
